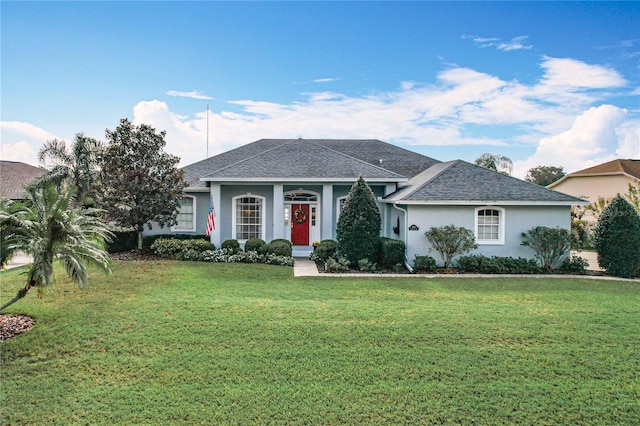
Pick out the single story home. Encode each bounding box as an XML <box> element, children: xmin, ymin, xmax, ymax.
<box><xmin>547</xmin><ymin>159</ymin><xmax>639</xmax><ymax>202</ymax></box>
<box><xmin>0</xmin><ymin>160</ymin><xmax>46</xmax><ymax>201</ymax></box>
<box><xmin>145</xmin><ymin>138</ymin><xmax>584</xmax><ymax>264</ymax></box>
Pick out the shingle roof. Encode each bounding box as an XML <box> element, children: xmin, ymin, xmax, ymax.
<box><xmin>183</xmin><ymin>139</ymin><xmax>440</xmax><ymax>187</ymax></box>
<box><xmin>566</xmin><ymin>159</ymin><xmax>639</xmax><ymax>179</ymax></box>
<box><xmin>384</xmin><ymin>160</ymin><xmax>584</xmax><ymax>204</ymax></box>
<box><xmin>0</xmin><ymin>161</ymin><xmax>46</xmax><ymax>200</ymax></box>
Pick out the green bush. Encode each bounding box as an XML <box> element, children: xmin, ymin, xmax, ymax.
<box><xmin>221</xmin><ymin>239</ymin><xmax>241</xmax><ymax>254</ymax></box>
<box><xmin>245</xmin><ymin>238</ymin><xmax>266</xmax><ymax>252</ymax></box>
<box><xmin>424</xmin><ymin>225</ymin><xmax>477</xmax><ymax>268</ymax></box>
<box><xmin>457</xmin><ymin>255</ymin><xmax>542</xmax><ymax>274</ymax></box>
<box><xmin>311</xmin><ymin>239</ymin><xmax>338</xmax><ymax>262</ymax></box>
<box><xmin>336</xmin><ymin>176</ymin><xmax>381</xmax><ymax>266</ymax></box>
<box><xmin>270</xmin><ymin>238</ymin><xmax>292</xmax><ymax>247</ymax></box>
<box><xmin>358</xmin><ymin>258</ymin><xmax>376</xmax><ymax>272</ymax></box>
<box><xmin>521</xmin><ymin>226</ymin><xmax>571</xmax><ymax>272</ymax></box>
<box><xmin>151</xmin><ymin>238</ymin><xmax>216</xmax><ymax>259</ymax></box>
<box><xmin>413</xmin><ymin>255</ymin><xmax>437</xmax><ymax>273</ymax></box>
<box><xmin>558</xmin><ymin>255</ymin><xmax>589</xmax><ymax>275</ymax></box>
<box><xmin>325</xmin><ymin>257</ymin><xmax>350</xmax><ymax>272</ymax></box>
<box><xmin>142</xmin><ymin>234</ymin><xmax>208</xmax><ymax>249</ymax></box>
<box><xmin>107</xmin><ymin>229</ymin><xmax>138</xmax><ymax>253</ymax></box>
<box><xmin>594</xmin><ymin>195</ymin><xmax>640</xmax><ymax>278</ymax></box>
<box><xmin>377</xmin><ymin>237</ymin><xmax>406</xmax><ymax>269</ymax></box>
<box><xmin>264</xmin><ymin>240</ymin><xmax>292</xmax><ymax>257</ymax></box>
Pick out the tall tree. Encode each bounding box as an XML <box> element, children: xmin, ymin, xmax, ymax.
<box><xmin>474</xmin><ymin>153</ymin><xmax>513</xmax><ymax>175</ymax></box>
<box><xmin>525</xmin><ymin>165</ymin><xmax>566</xmax><ymax>186</ymax></box>
<box><xmin>102</xmin><ymin>119</ymin><xmax>187</xmax><ymax>249</ymax></box>
<box><xmin>336</xmin><ymin>176</ymin><xmax>381</xmax><ymax>266</ymax></box>
<box><xmin>0</xmin><ymin>182</ymin><xmax>112</xmax><ymax>311</ymax></box>
<box><xmin>37</xmin><ymin>133</ymin><xmax>104</xmax><ymax>208</ymax></box>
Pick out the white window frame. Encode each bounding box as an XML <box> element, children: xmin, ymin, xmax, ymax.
<box><xmin>232</xmin><ymin>194</ymin><xmax>266</xmax><ymax>242</ymax></box>
<box><xmin>475</xmin><ymin>206</ymin><xmax>505</xmax><ymax>245</ymax></box>
<box><xmin>172</xmin><ymin>195</ymin><xmax>196</xmax><ymax>232</ymax></box>
<box><xmin>336</xmin><ymin>196</ymin><xmax>348</xmax><ymax>220</ymax></box>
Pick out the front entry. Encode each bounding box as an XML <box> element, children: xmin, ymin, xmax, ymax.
<box><xmin>291</xmin><ymin>204</ymin><xmax>310</xmax><ymax>246</ymax></box>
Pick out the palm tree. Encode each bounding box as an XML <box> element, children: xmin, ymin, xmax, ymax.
<box><xmin>37</xmin><ymin>133</ymin><xmax>104</xmax><ymax>207</ymax></box>
<box><xmin>0</xmin><ymin>182</ymin><xmax>112</xmax><ymax>311</ymax></box>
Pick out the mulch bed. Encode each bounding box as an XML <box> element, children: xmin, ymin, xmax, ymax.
<box><xmin>1</xmin><ymin>314</ymin><xmax>35</xmax><ymax>340</ymax></box>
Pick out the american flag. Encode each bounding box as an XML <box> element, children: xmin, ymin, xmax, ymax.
<box><xmin>206</xmin><ymin>198</ymin><xmax>216</xmax><ymax>236</ymax></box>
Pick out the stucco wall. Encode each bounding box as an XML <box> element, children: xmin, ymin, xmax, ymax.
<box><xmin>144</xmin><ymin>192</ymin><xmax>210</xmax><ymax>236</ymax></box>
<box><xmin>403</xmin><ymin>204</ymin><xmax>571</xmax><ymax>266</ymax></box>
<box><xmin>551</xmin><ymin>175</ymin><xmax>634</xmax><ymax>201</ymax></box>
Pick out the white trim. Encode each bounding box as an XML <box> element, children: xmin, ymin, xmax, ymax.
<box><xmin>381</xmin><ymin>200</ymin><xmax>585</xmax><ymax>206</ymax></box>
<box><xmin>232</xmin><ymin>194</ymin><xmax>266</xmax><ymax>242</ymax></box>
<box><xmin>200</xmin><ymin>177</ymin><xmax>406</xmax><ymax>183</ymax></box>
<box><xmin>172</xmin><ymin>195</ymin><xmax>197</xmax><ymax>232</ymax></box>
<box><xmin>474</xmin><ymin>206</ymin><xmax>505</xmax><ymax>245</ymax></box>
<box><xmin>284</xmin><ymin>189</ymin><xmax>321</xmax><ymax>245</ymax></box>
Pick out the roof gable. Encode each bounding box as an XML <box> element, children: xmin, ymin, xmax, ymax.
<box><xmin>0</xmin><ymin>161</ymin><xmax>46</xmax><ymax>200</ymax></box>
<box><xmin>384</xmin><ymin>160</ymin><xmax>584</xmax><ymax>204</ymax></box>
<box><xmin>567</xmin><ymin>159</ymin><xmax>640</xmax><ymax>178</ymax></box>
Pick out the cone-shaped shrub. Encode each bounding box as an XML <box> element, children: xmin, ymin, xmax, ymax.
<box><xmin>336</xmin><ymin>176</ymin><xmax>381</xmax><ymax>266</ymax></box>
<box><xmin>594</xmin><ymin>195</ymin><xmax>640</xmax><ymax>278</ymax></box>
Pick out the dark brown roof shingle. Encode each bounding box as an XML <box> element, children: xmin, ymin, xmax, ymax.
<box><xmin>0</xmin><ymin>161</ymin><xmax>46</xmax><ymax>200</ymax></box>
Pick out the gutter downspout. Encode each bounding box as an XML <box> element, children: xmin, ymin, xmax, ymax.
<box><xmin>393</xmin><ymin>202</ymin><xmax>413</xmax><ymax>273</ymax></box>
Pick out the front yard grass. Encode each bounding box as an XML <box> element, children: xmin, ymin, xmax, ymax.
<box><xmin>1</xmin><ymin>260</ymin><xmax>638</xmax><ymax>424</ymax></box>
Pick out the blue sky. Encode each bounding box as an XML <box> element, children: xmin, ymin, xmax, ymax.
<box><xmin>2</xmin><ymin>1</ymin><xmax>638</xmax><ymax>177</ymax></box>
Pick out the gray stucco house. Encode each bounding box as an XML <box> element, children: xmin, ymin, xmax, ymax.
<box><xmin>145</xmin><ymin>138</ymin><xmax>583</xmax><ymax>264</ymax></box>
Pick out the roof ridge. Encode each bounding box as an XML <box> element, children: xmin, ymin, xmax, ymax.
<box><xmin>201</xmin><ymin>139</ymin><xmax>299</xmax><ymax>177</ymax></box>
<box><xmin>307</xmin><ymin>139</ymin><xmax>406</xmax><ymax>178</ymax></box>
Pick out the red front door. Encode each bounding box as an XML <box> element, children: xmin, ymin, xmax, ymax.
<box><xmin>291</xmin><ymin>204</ymin><xmax>310</xmax><ymax>246</ymax></box>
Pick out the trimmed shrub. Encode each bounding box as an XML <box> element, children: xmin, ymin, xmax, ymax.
<box><xmin>245</xmin><ymin>238</ymin><xmax>266</xmax><ymax>253</ymax></box>
<box><xmin>221</xmin><ymin>239</ymin><xmax>241</xmax><ymax>254</ymax></box>
<box><xmin>413</xmin><ymin>255</ymin><xmax>437</xmax><ymax>273</ymax></box>
<box><xmin>558</xmin><ymin>255</ymin><xmax>589</xmax><ymax>275</ymax></box>
<box><xmin>521</xmin><ymin>226</ymin><xmax>571</xmax><ymax>272</ymax></box>
<box><xmin>358</xmin><ymin>258</ymin><xmax>376</xmax><ymax>272</ymax></box>
<box><xmin>270</xmin><ymin>238</ymin><xmax>292</xmax><ymax>247</ymax></box>
<box><xmin>378</xmin><ymin>237</ymin><xmax>406</xmax><ymax>269</ymax></box>
<box><xmin>325</xmin><ymin>257</ymin><xmax>350</xmax><ymax>272</ymax></box>
<box><xmin>594</xmin><ymin>195</ymin><xmax>640</xmax><ymax>278</ymax></box>
<box><xmin>457</xmin><ymin>255</ymin><xmax>542</xmax><ymax>274</ymax></box>
<box><xmin>336</xmin><ymin>176</ymin><xmax>381</xmax><ymax>266</ymax></box>
<box><xmin>424</xmin><ymin>225</ymin><xmax>477</xmax><ymax>268</ymax></box>
<box><xmin>264</xmin><ymin>240</ymin><xmax>292</xmax><ymax>257</ymax></box>
<box><xmin>151</xmin><ymin>238</ymin><xmax>215</xmax><ymax>259</ymax></box>
<box><xmin>142</xmin><ymin>233</ymin><xmax>208</xmax><ymax>249</ymax></box>
<box><xmin>312</xmin><ymin>239</ymin><xmax>338</xmax><ymax>262</ymax></box>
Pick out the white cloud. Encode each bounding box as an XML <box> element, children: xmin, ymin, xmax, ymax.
<box><xmin>166</xmin><ymin>90</ymin><xmax>212</xmax><ymax>100</ymax></box>
<box><xmin>513</xmin><ymin>105</ymin><xmax>636</xmax><ymax>177</ymax></box>
<box><xmin>313</xmin><ymin>78</ymin><xmax>339</xmax><ymax>83</ymax></box>
<box><xmin>0</xmin><ymin>121</ymin><xmax>59</xmax><ymax>166</ymax></box>
<box><xmin>468</xmin><ymin>35</ymin><xmax>532</xmax><ymax>51</ymax></box>
<box><xmin>114</xmin><ymin>57</ymin><xmax>640</xmax><ymax>174</ymax></box>
<box><xmin>0</xmin><ymin>141</ymin><xmax>40</xmax><ymax>165</ymax></box>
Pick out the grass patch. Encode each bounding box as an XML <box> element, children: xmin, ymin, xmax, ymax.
<box><xmin>1</xmin><ymin>261</ymin><xmax>639</xmax><ymax>424</ymax></box>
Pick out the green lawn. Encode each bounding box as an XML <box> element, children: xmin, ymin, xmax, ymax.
<box><xmin>1</xmin><ymin>260</ymin><xmax>638</xmax><ymax>425</ymax></box>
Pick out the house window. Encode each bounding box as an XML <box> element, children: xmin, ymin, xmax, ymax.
<box><xmin>233</xmin><ymin>195</ymin><xmax>265</xmax><ymax>241</ymax></box>
<box><xmin>173</xmin><ymin>196</ymin><xmax>196</xmax><ymax>231</ymax></box>
<box><xmin>336</xmin><ymin>196</ymin><xmax>347</xmax><ymax>219</ymax></box>
<box><xmin>475</xmin><ymin>207</ymin><xmax>505</xmax><ymax>245</ymax></box>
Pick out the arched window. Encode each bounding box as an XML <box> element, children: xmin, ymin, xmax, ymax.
<box><xmin>173</xmin><ymin>195</ymin><xmax>196</xmax><ymax>231</ymax></box>
<box><xmin>475</xmin><ymin>207</ymin><xmax>505</xmax><ymax>245</ymax></box>
<box><xmin>233</xmin><ymin>194</ymin><xmax>265</xmax><ymax>241</ymax></box>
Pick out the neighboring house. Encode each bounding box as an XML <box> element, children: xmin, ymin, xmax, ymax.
<box><xmin>547</xmin><ymin>159</ymin><xmax>640</xmax><ymax>202</ymax></box>
<box><xmin>0</xmin><ymin>160</ymin><xmax>46</xmax><ymax>200</ymax></box>
<box><xmin>144</xmin><ymin>139</ymin><xmax>583</xmax><ymax>264</ymax></box>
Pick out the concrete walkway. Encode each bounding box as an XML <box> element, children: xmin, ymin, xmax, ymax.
<box><xmin>1</xmin><ymin>252</ymin><xmax>32</xmax><ymax>270</ymax></box>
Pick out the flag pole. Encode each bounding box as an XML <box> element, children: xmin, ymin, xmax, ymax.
<box><xmin>206</xmin><ymin>102</ymin><xmax>209</xmax><ymax>158</ymax></box>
